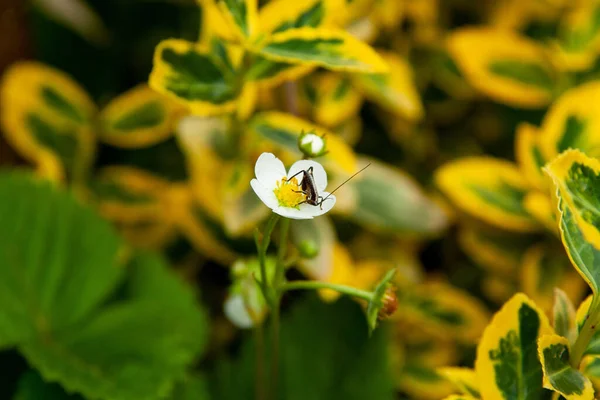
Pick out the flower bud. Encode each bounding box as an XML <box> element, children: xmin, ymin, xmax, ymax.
<box><xmin>298</xmin><ymin>131</ymin><xmax>327</xmax><ymax>158</ymax></box>
<box><xmin>377</xmin><ymin>286</ymin><xmax>399</xmax><ymax>320</ymax></box>
<box><xmin>297</xmin><ymin>239</ymin><xmax>319</xmax><ymax>259</ymax></box>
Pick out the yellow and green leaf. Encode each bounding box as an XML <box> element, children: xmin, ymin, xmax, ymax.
<box><xmin>437</xmin><ymin>367</ymin><xmax>481</xmax><ymax>398</ymax></box>
<box><xmin>398</xmin><ymin>363</ymin><xmax>456</xmax><ymax>400</ymax></box>
<box><xmin>346</xmin><ymin>157</ymin><xmax>449</xmax><ymax>236</ymax></box>
<box><xmin>0</xmin><ymin>62</ymin><xmax>97</xmax><ymax>183</ymax></box>
<box><xmin>459</xmin><ymin>224</ymin><xmax>536</xmax><ymax>277</ymax></box>
<box><xmin>312</xmin><ymin>73</ymin><xmax>363</xmax><ymax>127</ymax></box>
<box><xmin>555</xmin><ymin>2</ymin><xmax>600</xmax><ymax>71</ymax></box>
<box><xmin>149</xmin><ymin>39</ymin><xmax>239</xmax><ymax>115</ymax></box>
<box><xmin>475</xmin><ymin>293</ymin><xmax>553</xmax><ymax>400</ymax></box>
<box><xmin>98</xmin><ymin>84</ymin><xmax>186</xmax><ymax>148</ymax></box>
<box><xmin>521</xmin><ymin>244</ymin><xmax>587</xmax><ymax>315</ymax></box>
<box><xmin>197</xmin><ymin>0</ymin><xmax>238</xmax><ymax>43</ymax></box>
<box><xmin>545</xmin><ymin>150</ymin><xmax>600</xmax><ymax>294</ymax></box>
<box><xmin>581</xmin><ymin>355</ymin><xmax>600</xmax><ymax>391</ymax></box>
<box><xmin>254</xmin><ymin>27</ymin><xmax>388</xmax><ymax>73</ymax></box>
<box><xmin>212</xmin><ymin>0</ymin><xmax>258</xmax><ymax>41</ymax></box>
<box><xmin>352</xmin><ymin>51</ymin><xmax>424</xmax><ymax>121</ymax></box>
<box><xmin>447</xmin><ymin>27</ymin><xmax>556</xmax><ymax>108</ymax></box>
<box><xmin>90</xmin><ymin>166</ymin><xmax>170</xmax><ymax>224</ymax></box>
<box><xmin>257</xmin><ymin>0</ymin><xmax>336</xmax><ymax>35</ymax></box>
<box><xmin>247</xmin><ymin>111</ymin><xmax>357</xmax><ymax>174</ymax></box>
<box><xmin>399</xmin><ymin>281</ymin><xmax>489</xmax><ymax>344</ymax></box>
<box><xmin>554</xmin><ymin>288</ymin><xmax>578</xmax><ymax>347</ymax></box>
<box><xmin>538</xmin><ymin>334</ymin><xmax>594</xmax><ymax>400</ymax></box>
<box><xmin>435</xmin><ymin>157</ymin><xmax>540</xmax><ymax>232</ymax></box>
<box><xmin>538</xmin><ymin>82</ymin><xmax>600</xmax><ymax>161</ymax></box>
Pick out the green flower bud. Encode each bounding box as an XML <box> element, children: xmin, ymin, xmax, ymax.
<box><xmin>298</xmin><ymin>130</ymin><xmax>327</xmax><ymax>158</ymax></box>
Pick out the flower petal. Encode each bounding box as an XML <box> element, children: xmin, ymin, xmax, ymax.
<box><xmin>251</xmin><ymin>178</ymin><xmax>279</xmax><ymax>210</ymax></box>
<box><xmin>273</xmin><ymin>193</ymin><xmax>336</xmax><ymax>220</ymax></box>
<box><xmin>224</xmin><ymin>294</ymin><xmax>254</xmax><ymax>329</ymax></box>
<box><xmin>255</xmin><ymin>152</ymin><xmax>286</xmax><ymax>187</ymax></box>
<box><xmin>287</xmin><ymin>159</ymin><xmax>328</xmax><ymax>193</ymax></box>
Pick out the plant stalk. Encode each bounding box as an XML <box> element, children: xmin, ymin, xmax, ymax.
<box><xmin>280</xmin><ymin>280</ymin><xmax>375</xmax><ymax>302</ymax></box>
<box><xmin>571</xmin><ymin>296</ymin><xmax>600</xmax><ymax>367</ymax></box>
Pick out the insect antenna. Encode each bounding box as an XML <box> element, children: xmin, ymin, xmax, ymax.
<box><xmin>319</xmin><ymin>163</ymin><xmax>371</xmax><ymax>205</ymax></box>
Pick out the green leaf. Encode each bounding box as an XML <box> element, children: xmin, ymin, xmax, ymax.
<box><xmin>211</xmin><ymin>295</ymin><xmax>395</xmax><ymax>400</ymax></box>
<box><xmin>13</xmin><ymin>371</ymin><xmax>79</xmax><ymax>400</ymax></box>
<box><xmin>0</xmin><ymin>172</ymin><xmax>208</xmax><ymax>400</ymax></box>
<box><xmin>538</xmin><ymin>334</ymin><xmax>594</xmax><ymax>399</ymax></box>
<box><xmin>150</xmin><ymin>39</ymin><xmax>239</xmax><ymax>115</ymax></box>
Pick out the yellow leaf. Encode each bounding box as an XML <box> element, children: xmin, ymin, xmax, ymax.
<box><xmin>447</xmin><ymin>27</ymin><xmax>555</xmax><ymax>108</ymax></box>
<box><xmin>98</xmin><ymin>84</ymin><xmax>186</xmax><ymax>148</ymax></box>
<box><xmin>435</xmin><ymin>157</ymin><xmax>540</xmax><ymax>232</ymax></box>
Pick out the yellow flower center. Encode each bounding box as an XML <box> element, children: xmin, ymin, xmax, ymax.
<box><xmin>273</xmin><ymin>177</ymin><xmax>305</xmax><ymax>208</ymax></box>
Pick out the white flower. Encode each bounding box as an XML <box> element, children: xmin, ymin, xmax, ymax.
<box><xmin>298</xmin><ymin>131</ymin><xmax>326</xmax><ymax>157</ymax></box>
<box><xmin>250</xmin><ymin>153</ymin><xmax>336</xmax><ymax>220</ymax></box>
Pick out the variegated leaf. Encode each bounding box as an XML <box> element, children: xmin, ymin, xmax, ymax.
<box><xmin>0</xmin><ymin>62</ymin><xmax>96</xmax><ymax>182</ymax></box>
<box><xmin>447</xmin><ymin>27</ymin><xmax>556</xmax><ymax>108</ymax></box>
<box><xmin>436</xmin><ymin>157</ymin><xmax>540</xmax><ymax>232</ymax></box>
<box><xmin>99</xmin><ymin>85</ymin><xmax>186</xmax><ymax>148</ymax></box>
<box><xmin>538</xmin><ymin>334</ymin><xmax>594</xmax><ymax>400</ymax></box>
<box><xmin>254</xmin><ymin>27</ymin><xmax>388</xmax><ymax>73</ymax></box>
<box><xmin>476</xmin><ymin>293</ymin><xmax>553</xmax><ymax>400</ymax></box>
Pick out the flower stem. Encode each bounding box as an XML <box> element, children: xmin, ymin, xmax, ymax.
<box><xmin>571</xmin><ymin>296</ymin><xmax>600</xmax><ymax>367</ymax></box>
<box><xmin>254</xmin><ymin>214</ymin><xmax>280</xmax><ymax>307</ymax></box>
<box><xmin>270</xmin><ymin>217</ymin><xmax>290</xmax><ymax>400</ymax></box>
<box><xmin>280</xmin><ymin>281</ymin><xmax>375</xmax><ymax>302</ymax></box>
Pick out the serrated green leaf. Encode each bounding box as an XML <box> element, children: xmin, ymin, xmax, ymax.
<box><xmin>546</xmin><ymin>150</ymin><xmax>600</xmax><ymax>295</ymax></box>
<box><xmin>0</xmin><ymin>172</ymin><xmax>208</xmax><ymax>400</ymax></box>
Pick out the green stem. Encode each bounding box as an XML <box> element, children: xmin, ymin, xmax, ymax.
<box><xmin>254</xmin><ymin>214</ymin><xmax>280</xmax><ymax>307</ymax></box>
<box><xmin>571</xmin><ymin>296</ymin><xmax>600</xmax><ymax>367</ymax></box>
<box><xmin>270</xmin><ymin>217</ymin><xmax>290</xmax><ymax>400</ymax></box>
<box><xmin>254</xmin><ymin>320</ymin><xmax>266</xmax><ymax>400</ymax></box>
<box><xmin>280</xmin><ymin>281</ymin><xmax>375</xmax><ymax>302</ymax></box>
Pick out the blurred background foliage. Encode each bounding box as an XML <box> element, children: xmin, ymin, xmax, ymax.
<box><xmin>3</xmin><ymin>0</ymin><xmax>600</xmax><ymax>399</ymax></box>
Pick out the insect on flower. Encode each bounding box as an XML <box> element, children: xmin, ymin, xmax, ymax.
<box><xmin>250</xmin><ymin>153</ymin><xmax>369</xmax><ymax>220</ymax></box>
